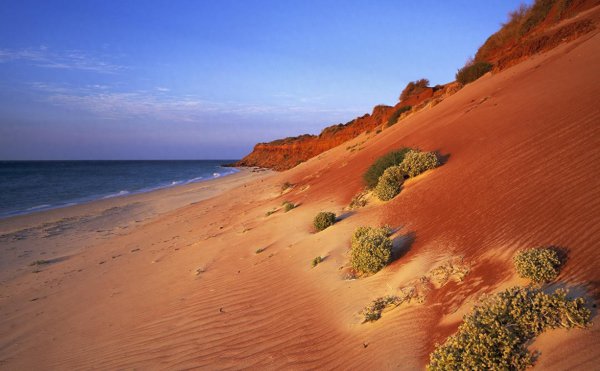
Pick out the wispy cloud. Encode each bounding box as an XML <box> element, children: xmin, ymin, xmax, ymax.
<box><xmin>46</xmin><ymin>90</ymin><xmax>223</xmax><ymax>122</ymax></box>
<box><xmin>28</xmin><ymin>82</ymin><xmax>357</xmax><ymax>123</ymax></box>
<box><xmin>0</xmin><ymin>46</ymin><xmax>124</xmax><ymax>73</ymax></box>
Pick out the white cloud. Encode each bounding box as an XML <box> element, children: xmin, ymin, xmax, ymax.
<box><xmin>28</xmin><ymin>82</ymin><xmax>357</xmax><ymax>123</ymax></box>
<box><xmin>0</xmin><ymin>46</ymin><xmax>125</xmax><ymax>73</ymax></box>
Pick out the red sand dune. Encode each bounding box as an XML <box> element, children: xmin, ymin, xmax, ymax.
<box><xmin>1</xmin><ymin>5</ymin><xmax>599</xmax><ymax>370</ymax></box>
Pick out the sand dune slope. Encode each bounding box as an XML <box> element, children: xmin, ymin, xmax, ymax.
<box><xmin>1</xmin><ymin>14</ymin><xmax>600</xmax><ymax>371</ymax></box>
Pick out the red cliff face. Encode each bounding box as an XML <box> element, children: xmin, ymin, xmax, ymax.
<box><xmin>235</xmin><ymin>89</ymin><xmax>437</xmax><ymax>171</ymax></box>
<box><xmin>235</xmin><ymin>105</ymin><xmax>393</xmax><ymax>170</ymax></box>
<box><xmin>475</xmin><ymin>0</ymin><xmax>599</xmax><ymax>70</ymax></box>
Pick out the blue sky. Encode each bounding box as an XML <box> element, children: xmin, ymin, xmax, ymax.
<box><xmin>0</xmin><ymin>0</ymin><xmax>528</xmax><ymax>160</ymax></box>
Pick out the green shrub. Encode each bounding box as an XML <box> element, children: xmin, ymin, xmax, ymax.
<box><xmin>456</xmin><ymin>61</ymin><xmax>493</xmax><ymax>85</ymax></box>
<box><xmin>476</xmin><ymin>4</ymin><xmax>529</xmax><ymax>62</ymax></box>
<box><xmin>311</xmin><ymin>256</ymin><xmax>324</xmax><ymax>268</ymax></box>
<box><xmin>428</xmin><ymin>286</ymin><xmax>590</xmax><ymax>370</ymax></box>
<box><xmin>350</xmin><ymin>226</ymin><xmax>393</xmax><ymax>274</ymax></box>
<box><xmin>363</xmin><ymin>148</ymin><xmax>412</xmax><ymax>188</ymax></box>
<box><xmin>398</xmin><ymin>150</ymin><xmax>439</xmax><ymax>178</ymax></box>
<box><xmin>360</xmin><ymin>287</ymin><xmax>419</xmax><ymax>323</ymax></box>
<box><xmin>282</xmin><ymin>201</ymin><xmax>296</xmax><ymax>212</ymax></box>
<box><xmin>519</xmin><ymin>0</ymin><xmax>555</xmax><ymax>36</ymax></box>
<box><xmin>361</xmin><ymin>296</ymin><xmax>401</xmax><ymax>322</ymax></box>
<box><xmin>30</xmin><ymin>259</ymin><xmax>50</xmax><ymax>266</ymax></box>
<box><xmin>514</xmin><ymin>247</ymin><xmax>562</xmax><ymax>284</ymax></box>
<box><xmin>386</xmin><ymin>105</ymin><xmax>412</xmax><ymax>127</ymax></box>
<box><xmin>399</xmin><ymin>78</ymin><xmax>430</xmax><ymax>101</ymax></box>
<box><xmin>313</xmin><ymin>211</ymin><xmax>336</xmax><ymax>231</ymax></box>
<box><xmin>373</xmin><ymin>166</ymin><xmax>405</xmax><ymax>201</ymax></box>
<box><xmin>281</xmin><ymin>181</ymin><xmax>294</xmax><ymax>192</ymax></box>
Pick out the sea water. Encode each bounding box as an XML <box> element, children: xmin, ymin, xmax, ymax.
<box><xmin>0</xmin><ymin>160</ymin><xmax>238</xmax><ymax>218</ymax></box>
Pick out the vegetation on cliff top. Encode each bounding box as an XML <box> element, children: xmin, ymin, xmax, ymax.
<box><xmin>386</xmin><ymin>105</ymin><xmax>412</xmax><ymax>127</ymax></box>
<box><xmin>400</xmin><ymin>78</ymin><xmax>430</xmax><ymax>102</ymax></box>
<box><xmin>456</xmin><ymin>61</ymin><xmax>493</xmax><ymax>85</ymax></box>
<box><xmin>476</xmin><ymin>0</ymin><xmax>587</xmax><ymax>63</ymax></box>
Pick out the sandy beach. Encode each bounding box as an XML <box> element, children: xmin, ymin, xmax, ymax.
<box><xmin>0</xmin><ymin>168</ymin><xmax>277</xmax><ymax>367</ymax></box>
<box><xmin>1</xmin><ymin>8</ymin><xmax>600</xmax><ymax>369</ymax></box>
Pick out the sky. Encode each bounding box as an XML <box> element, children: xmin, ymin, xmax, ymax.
<box><xmin>0</xmin><ymin>0</ymin><xmax>529</xmax><ymax>160</ymax></box>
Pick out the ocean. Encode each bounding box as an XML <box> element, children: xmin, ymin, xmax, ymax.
<box><xmin>0</xmin><ymin>160</ymin><xmax>239</xmax><ymax>218</ymax></box>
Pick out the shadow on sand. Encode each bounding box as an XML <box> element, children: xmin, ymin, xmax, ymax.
<box><xmin>391</xmin><ymin>230</ymin><xmax>415</xmax><ymax>262</ymax></box>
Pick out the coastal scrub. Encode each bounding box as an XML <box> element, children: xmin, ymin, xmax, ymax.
<box><xmin>398</xmin><ymin>150</ymin><xmax>439</xmax><ymax>178</ymax></box>
<box><xmin>350</xmin><ymin>226</ymin><xmax>393</xmax><ymax>274</ymax></box>
<box><xmin>428</xmin><ymin>286</ymin><xmax>591</xmax><ymax>370</ymax></box>
<box><xmin>514</xmin><ymin>247</ymin><xmax>562</xmax><ymax>284</ymax></box>
<box><xmin>363</xmin><ymin>148</ymin><xmax>412</xmax><ymax>189</ymax></box>
<box><xmin>313</xmin><ymin>211</ymin><xmax>336</xmax><ymax>231</ymax></box>
<box><xmin>373</xmin><ymin>166</ymin><xmax>404</xmax><ymax>201</ymax></box>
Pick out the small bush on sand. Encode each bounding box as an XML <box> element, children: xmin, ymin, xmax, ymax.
<box><xmin>428</xmin><ymin>286</ymin><xmax>591</xmax><ymax>370</ymax></box>
<box><xmin>313</xmin><ymin>211</ymin><xmax>336</xmax><ymax>231</ymax></box>
<box><xmin>360</xmin><ymin>287</ymin><xmax>419</xmax><ymax>323</ymax></box>
<box><xmin>386</xmin><ymin>105</ymin><xmax>412</xmax><ymax>127</ymax></box>
<box><xmin>514</xmin><ymin>247</ymin><xmax>562</xmax><ymax>284</ymax></box>
<box><xmin>398</xmin><ymin>150</ymin><xmax>439</xmax><ymax>178</ymax></box>
<box><xmin>311</xmin><ymin>256</ymin><xmax>324</xmax><ymax>268</ymax></box>
<box><xmin>282</xmin><ymin>201</ymin><xmax>296</xmax><ymax>212</ymax></box>
<box><xmin>456</xmin><ymin>61</ymin><xmax>493</xmax><ymax>85</ymax></box>
<box><xmin>281</xmin><ymin>182</ymin><xmax>294</xmax><ymax>192</ymax></box>
<box><xmin>349</xmin><ymin>189</ymin><xmax>368</xmax><ymax>209</ymax></box>
<box><xmin>363</xmin><ymin>148</ymin><xmax>412</xmax><ymax>188</ymax></box>
<box><xmin>361</xmin><ymin>296</ymin><xmax>401</xmax><ymax>322</ymax></box>
<box><xmin>399</xmin><ymin>78</ymin><xmax>430</xmax><ymax>102</ymax></box>
<box><xmin>30</xmin><ymin>260</ymin><xmax>50</xmax><ymax>266</ymax></box>
<box><xmin>373</xmin><ymin>166</ymin><xmax>405</xmax><ymax>201</ymax></box>
<box><xmin>350</xmin><ymin>226</ymin><xmax>393</xmax><ymax>274</ymax></box>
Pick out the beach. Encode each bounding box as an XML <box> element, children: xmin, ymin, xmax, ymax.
<box><xmin>0</xmin><ymin>168</ymin><xmax>278</xmax><ymax>367</ymax></box>
<box><xmin>1</xmin><ymin>19</ymin><xmax>599</xmax><ymax>368</ymax></box>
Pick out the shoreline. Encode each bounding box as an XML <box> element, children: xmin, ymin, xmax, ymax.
<box><xmin>0</xmin><ymin>163</ymin><xmax>243</xmax><ymax>221</ymax></box>
<box><xmin>0</xmin><ymin>167</ymin><xmax>271</xmax><ymax>238</ymax></box>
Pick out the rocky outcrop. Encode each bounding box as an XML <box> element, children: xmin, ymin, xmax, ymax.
<box><xmin>475</xmin><ymin>0</ymin><xmax>599</xmax><ymax>69</ymax></box>
<box><xmin>235</xmin><ymin>88</ymin><xmax>440</xmax><ymax>171</ymax></box>
<box><xmin>234</xmin><ymin>105</ymin><xmax>394</xmax><ymax>170</ymax></box>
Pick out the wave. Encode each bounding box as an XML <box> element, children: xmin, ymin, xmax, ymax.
<box><xmin>186</xmin><ymin>176</ymin><xmax>204</xmax><ymax>183</ymax></box>
<box><xmin>0</xmin><ymin>165</ymin><xmax>240</xmax><ymax>219</ymax></box>
<box><xmin>26</xmin><ymin>204</ymin><xmax>52</xmax><ymax>211</ymax></box>
<box><xmin>102</xmin><ymin>190</ymin><xmax>130</xmax><ymax>199</ymax></box>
